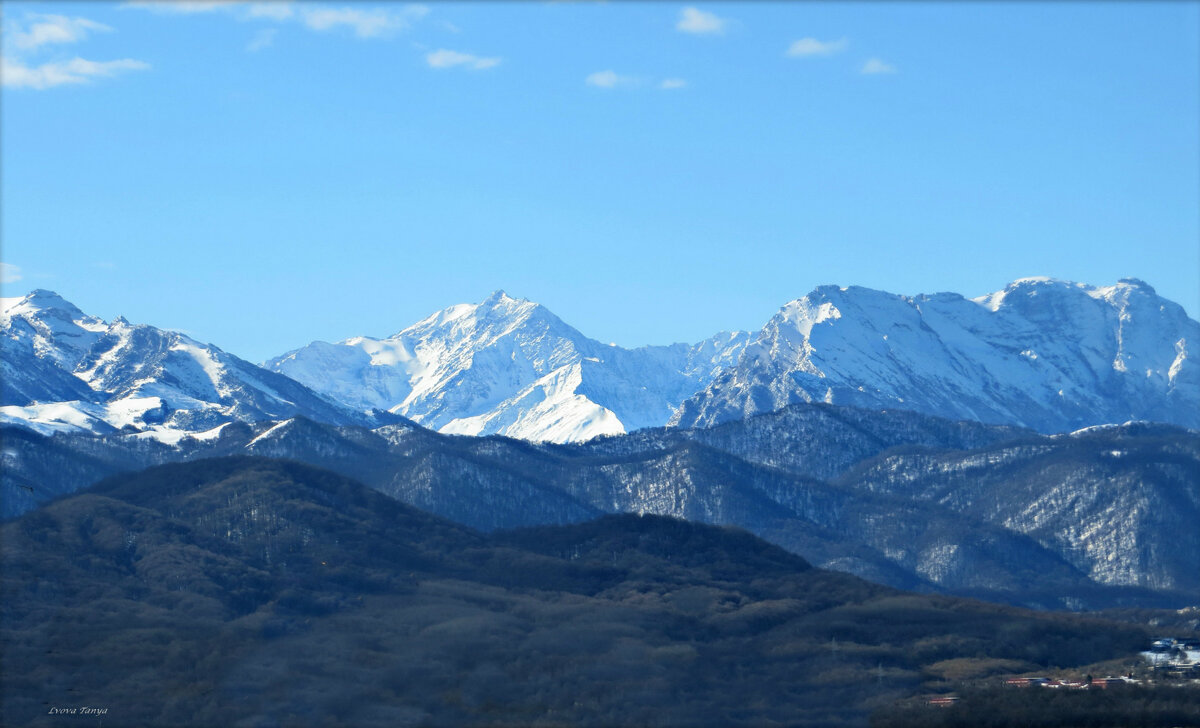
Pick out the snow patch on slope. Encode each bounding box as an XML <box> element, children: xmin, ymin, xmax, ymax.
<box><xmin>0</xmin><ymin>401</ymin><xmax>113</xmax><ymax>435</ymax></box>
<box><xmin>440</xmin><ymin>362</ymin><xmax>626</xmax><ymax>442</ymax></box>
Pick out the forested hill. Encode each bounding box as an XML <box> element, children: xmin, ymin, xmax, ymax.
<box><xmin>1</xmin><ymin>457</ymin><xmax>1155</xmax><ymax>727</ymax></box>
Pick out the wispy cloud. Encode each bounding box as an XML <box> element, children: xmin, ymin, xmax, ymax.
<box><xmin>861</xmin><ymin>58</ymin><xmax>897</xmax><ymax>75</ymax></box>
<box><xmin>2</xmin><ymin>56</ymin><xmax>150</xmax><ymax>90</ymax></box>
<box><xmin>246</xmin><ymin>27</ymin><xmax>276</xmax><ymax>52</ymax></box>
<box><xmin>786</xmin><ymin>37</ymin><xmax>848</xmax><ymax>58</ymax></box>
<box><xmin>301</xmin><ymin>6</ymin><xmax>428</xmax><ymax>38</ymax></box>
<box><xmin>8</xmin><ymin>14</ymin><xmax>112</xmax><ymax>51</ymax></box>
<box><xmin>587</xmin><ymin>71</ymin><xmax>686</xmax><ymax>91</ymax></box>
<box><xmin>2</xmin><ymin>13</ymin><xmax>149</xmax><ymax>91</ymax></box>
<box><xmin>123</xmin><ymin>2</ymin><xmax>429</xmax><ymax>39</ymax></box>
<box><xmin>1</xmin><ymin>263</ymin><xmax>22</xmax><ymax>284</ymax></box>
<box><xmin>676</xmin><ymin>7</ymin><xmax>726</xmax><ymax>35</ymax></box>
<box><xmin>245</xmin><ymin>3</ymin><xmax>294</xmax><ymax>21</ymax></box>
<box><xmin>426</xmin><ymin>49</ymin><xmax>501</xmax><ymax>70</ymax></box>
<box><xmin>124</xmin><ymin>0</ymin><xmax>295</xmax><ymax>19</ymax></box>
<box><xmin>121</xmin><ymin>1</ymin><xmax>243</xmax><ymax>14</ymax></box>
<box><xmin>586</xmin><ymin>70</ymin><xmax>636</xmax><ymax>89</ymax></box>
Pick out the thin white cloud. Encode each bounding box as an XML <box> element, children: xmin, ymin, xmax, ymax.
<box><xmin>3</xmin><ymin>12</ymin><xmax>149</xmax><ymax>90</ymax></box>
<box><xmin>676</xmin><ymin>7</ymin><xmax>726</xmax><ymax>35</ymax></box>
<box><xmin>861</xmin><ymin>58</ymin><xmax>897</xmax><ymax>74</ymax></box>
<box><xmin>301</xmin><ymin>5</ymin><xmax>428</xmax><ymax>38</ymax></box>
<box><xmin>2</xmin><ymin>56</ymin><xmax>150</xmax><ymax>90</ymax></box>
<box><xmin>786</xmin><ymin>37</ymin><xmax>848</xmax><ymax>58</ymax></box>
<box><xmin>587</xmin><ymin>71</ymin><xmax>682</xmax><ymax>90</ymax></box>
<box><xmin>121</xmin><ymin>1</ymin><xmax>242</xmax><ymax>14</ymax></box>
<box><xmin>586</xmin><ymin>70</ymin><xmax>635</xmax><ymax>88</ymax></box>
<box><xmin>1</xmin><ymin>263</ymin><xmax>22</xmax><ymax>284</ymax></box>
<box><xmin>8</xmin><ymin>14</ymin><xmax>112</xmax><ymax>51</ymax></box>
<box><xmin>425</xmin><ymin>49</ymin><xmax>500</xmax><ymax>70</ymax></box>
<box><xmin>246</xmin><ymin>27</ymin><xmax>276</xmax><ymax>52</ymax></box>
<box><xmin>123</xmin><ymin>2</ymin><xmax>430</xmax><ymax>40</ymax></box>
<box><xmin>122</xmin><ymin>0</ymin><xmax>292</xmax><ymax>17</ymax></box>
<box><xmin>245</xmin><ymin>3</ymin><xmax>294</xmax><ymax>21</ymax></box>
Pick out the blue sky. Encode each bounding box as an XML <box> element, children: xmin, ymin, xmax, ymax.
<box><xmin>3</xmin><ymin>1</ymin><xmax>1198</xmax><ymax>363</ymax></box>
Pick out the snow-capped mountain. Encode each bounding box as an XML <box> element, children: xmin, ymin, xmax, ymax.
<box><xmin>267</xmin><ymin>290</ymin><xmax>750</xmax><ymax>443</ymax></box>
<box><xmin>672</xmin><ymin>278</ymin><xmax>1200</xmax><ymax>433</ymax></box>
<box><xmin>7</xmin><ymin>278</ymin><xmax>1197</xmax><ymax>445</ymax></box>
<box><xmin>1</xmin><ymin>290</ymin><xmax>374</xmax><ymax>440</ymax></box>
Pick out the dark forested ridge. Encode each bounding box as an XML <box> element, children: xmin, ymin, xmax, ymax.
<box><xmin>5</xmin><ymin>404</ymin><xmax>1198</xmax><ymax>609</ymax></box>
<box><xmin>0</xmin><ymin>457</ymin><xmax>1164</xmax><ymax>727</ymax></box>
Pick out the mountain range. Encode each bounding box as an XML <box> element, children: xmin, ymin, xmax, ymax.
<box><xmin>4</xmin><ymin>277</ymin><xmax>1197</xmax><ymax>444</ymax></box>
<box><xmin>3</xmin><ymin>278</ymin><xmax>1197</xmax><ymax>610</ymax></box>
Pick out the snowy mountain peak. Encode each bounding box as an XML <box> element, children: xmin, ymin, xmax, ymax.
<box><xmin>2</xmin><ymin>289</ymin><xmax>94</xmax><ymax>327</ymax></box>
<box><xmin>1</xmin><ymin>290</ymin><xmax>108</xmax><ymax>371</ymax></box>
<box><xmin>1</xmin><ymin>293</ymin><xmax>372</xmax><ymax>439</ymax></box>
<box><xmin>472</xmin><ymin>289</ymin><xmax>559</xmax><ymax>329</ymax></box>
<box><xmin>397</xmin><ymin>290</ymin><xmax>556</xmax><ymax>340</ymax></box>
<box><xmin>1116</xmin><ymin>276</ymin><xmax>1155</xmax><ymax>291</ymax></box>
<box><xmin>777</xmin><ymin>291</ymin><xmax>845</xmax><ymax>338</ymax></box>
<box><xmin>269</xmin><ymin>292</ymin><xmax>750</xmax><ymax>442</ymax></box>
<box><xmin>673</xmin><ymin>278</ymin><xmax>1200</xmax><ymax>433</ymax></box>
<box><xmin>6</xmin><ymin>288</ymin><xmax>78</xmax><ymax>310</ymax></box>
<box><xmin>483</xmin><ymin>289</ymin><xmax>520</xmax><ymax>305</ymax></box>
<box><xmin>972</xmin><ymin>276</ymin><xmax>1162</xmax><ymax>314</ymax></box>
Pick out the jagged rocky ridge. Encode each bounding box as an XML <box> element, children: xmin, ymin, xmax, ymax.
<box><xmin>0</xmin><ymin>290</ymin><xmax>392</xmax><ymax>440</ymax></box>
<box><xmin>5</xmin><ymin>403</ymin><xmax>1196</xmax><ymax>609</ymax></box>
